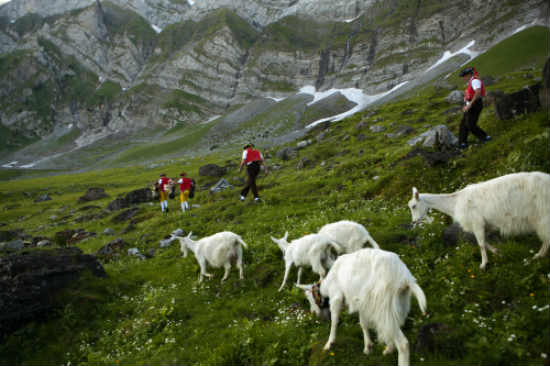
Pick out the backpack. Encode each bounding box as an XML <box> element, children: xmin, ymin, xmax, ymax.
<box><xmin>189</xmin><ymin>179</ymin><xmax>196</xmax><ymax>198</ymax></box>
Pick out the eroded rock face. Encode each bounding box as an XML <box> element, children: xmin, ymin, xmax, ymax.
<box><xmin>0</xmin><ymin>247</ymin><xmax>106</xmax><ymax>337</ymax></box>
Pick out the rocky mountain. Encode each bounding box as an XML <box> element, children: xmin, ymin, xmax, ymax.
<box><xmin>0</xmin><ymin>0</ymin><xmax>547</xmax><ymax>168</ymax></box>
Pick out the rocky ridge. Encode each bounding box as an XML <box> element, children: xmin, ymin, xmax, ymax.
<box><xmin>0</xmin><ymin>0</ymin><xmax>547</xmax><ymax>168</ymax></box>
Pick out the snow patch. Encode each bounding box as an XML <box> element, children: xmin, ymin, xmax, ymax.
<box><xmin>187</xmin><ymin>0</ymin><xmax>195</xmax><ymax>6</ymax></box>
<box><xmin>2</xmin><ymin>161</ymin><xmax>18</xmax><ymax>168</ymax></box>
<box><xmin>425</xmin><ymin>40</ymin><xmax>478</xmax><ymax>73</ymax></box>
<box><xmin>202</xmin><ymin>115</ymin><xmax>221</xmax><ymax>124</ymax></box>
<box><xmin>303</xmin><ymin>82</ymin><xmax>408</xmax><ymax>128</ymax></box>
<box><xmin>266</xmin><ymin>96</ymin><xmax>286</xmax><ymax>102</ymax></box>
<box><xmin>152</xmin><ymin>24</ymin><xmax>163</xmax><ymax>34</ymax></box>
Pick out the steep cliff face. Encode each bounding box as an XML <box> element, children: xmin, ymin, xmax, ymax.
<box><xmin>0</xmin><ymin>0</ymin><xmax>547</xmax><ymax>165</ymax></box>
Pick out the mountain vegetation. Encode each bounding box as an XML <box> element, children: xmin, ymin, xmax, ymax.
<box><xmin>0</xmin><ymin>25</ymin><xmax>548</xmax><ymax>365</ymax></box>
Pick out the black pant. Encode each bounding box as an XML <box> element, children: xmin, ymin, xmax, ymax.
<box><xmin>459</xmin><ymin>99</ymin><xmax>487</xmax><ymax>145</ymax></box>
<box><xmin>241</xmin><ymin>161</ymin><xmax>260</xmax><ymax>198</ymax></box>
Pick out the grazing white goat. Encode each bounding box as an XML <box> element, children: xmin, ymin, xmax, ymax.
<box><xmin>298</xmin><ymin>248</ymin><xmax>426</xmax><ymax>366</ymax></box>
<box><xmin>408</xmin><ymin>171</ymin><xmax>550</xmax><ymax>270</ymax></box>
<box><xmin>175</xmin><ymin>231</ymin><xmax>248</xmax><ymax>282</ymax></box>
<box><xmin>271</xmin><ymin>232</ymin><xmax>342</xmax><ymax>291</ymax></box>
<box><xmin>318</xmin><ymin>220</ymin><xmax>380</xmax><ymax>253</ymax></box>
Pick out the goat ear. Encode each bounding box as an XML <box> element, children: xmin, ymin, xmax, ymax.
<box><xmin>412</xmin><ymin>187</ymin><xmax>419</xmax><ymax>200</ymax></box>
<box><xmin>187</xmin><ymin>232</ymin><xmax>192</xmax><ymax>238</ymax></box>
<box><xmin>283</xmin><ymin>231</ymin><xmax>288</xmax><ymax>241</ymax></box>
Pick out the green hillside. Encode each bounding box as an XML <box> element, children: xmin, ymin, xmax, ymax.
<box><xmin>0</xmin><ymin>28</ymin><xmax>548</xmax><ymax>366</ymax></box>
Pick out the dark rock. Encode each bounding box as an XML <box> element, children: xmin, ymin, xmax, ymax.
<box><xmin>397</xmin><ymin>147</ymin><xmax>460</xmax><ymax>168</ymax></box>
<box><xmin>0</xmin><ymin>239</ymin><xmax>23</xmax><ymax>251</ymax></box>
<box><xmin>34</xmin><ymin>194</ymin><xmax>51</xmax><ymax>203</ymax></box>
<box><xmin>0</xmin><ymin>230</ymin><xmax>22</xmax><ymax>242</ymax></box>
<box><xmin>107</xmin><ymin>198</ymin><xmax>130</xmax><ymax>212</ymax></box>
<box><xmin>199</xmin><ymin>164</ymin><xmax>226</xmax><ymax>177</ymax></box>
<box><xmin>78</xmin><ymin>188</ymin><xmax>108</xmax><ymax>203</ymax></box>
<box><xmin>54</xmin><ymin>229</ymin><xmax>96</xmax><ymax>246</ymax></box>
<box><xmin>276</xmin><ymin>147</ymin><xmax>299</xmax><ymax>161</ymax></box>
<box><xmin>0</xmin><ymin>247</ymin><xmax>106</xmax><ymax>337</ymax></box>
<box><xmin>112</xmin><ymin>208</ymin><xmax>139</xmax><ymax>223</ymax></box>
<box><xmin>495</xmin><ymin>83</ymin><xmax>541</xmax><ymax>120</ymax></box>
<box><xmin>96</xmin><ymin>238</ymin><xmax>128</xmax><ymax>261</ymax></box>
<box><xmin>124</xmin><ymin>188</ymin><xmax>154</xmax><ymax>205</ymax></box>
<box><xmin>297</xmin><ymin>157</ymin><xmax>313</xmax><ymax>170</ymax></box>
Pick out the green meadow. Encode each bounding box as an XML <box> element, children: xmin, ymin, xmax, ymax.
<box><xmin>0</xmin><ymin>27</ymin><xmax>548</xmax><ymax>365</ymax></box>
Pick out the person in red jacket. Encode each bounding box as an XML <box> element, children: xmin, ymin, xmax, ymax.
<box><xmin>177</xmin><ymin>172</ymin><xmax>194</xmax><ymax>213</ymax></box>
<box><xmin>239</xmin><ymin>143</ymin><xmax>268</xmax><ymax>202</ymax></box>
<box><xmin>458</xmin><ymin>67</ymin><xmax>491</xmax><ymax>149</ymax></box>
<box><xmin>158</xmin><ymin>173</ymin><xmax>173</xmax><ymax>214</ymax></box>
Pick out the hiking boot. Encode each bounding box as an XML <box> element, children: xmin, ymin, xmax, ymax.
<box><xmin>240</xmin><ymin>195</ymin><xmax>245</xmax><ymax>201</ymax></box>
<box><xmin>484</xmin><ymin>135</ymin><xmax>491</xmax><ymax>142</ymax></box>
<box><xmin>254</xmin><ymin>197</ymin><xmax>261</xmax><ymax>203</ymax></box>
<box><xmin>459</xmin><ymin>143</ymin><xmax>468</xmax><ymax>149</ymax></box>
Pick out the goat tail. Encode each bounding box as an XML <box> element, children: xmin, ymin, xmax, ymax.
<box><xmin>236</xmin><ymin>235</ymin><xmax>248</xmax><ymax>249</ymax></box>
<box><xmin>366</xmin><ymin>235</ymin><xmax>380</xmax><ymax>249</ymax></box>
<box><xmin>410</xmin><ymin>282</ymin><xmax>427</xmax><ymax>315</ymax></box>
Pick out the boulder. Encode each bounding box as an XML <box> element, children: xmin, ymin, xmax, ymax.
<box><xmin>124</xmin><ymin>188</ymin><xmax>153</xmax><ymax>205</ymax></box>
<box><xmin>96</xmin><ymin>238</ymin><xmax>128</xmax><ymax>260</ymax></box>
<box><xmin>107</xmin><ymin>197</ymin><xmax>130</xmax><ymax>212</ymax></box>
<box><xmin>297</xmin><ymin>157</ymin><xmax>313</xmax><ymax>170</ymax></box>
<box><xmin>296</xmin><ymin>139</ymin><xmax>312</xmax><ymax>149</ymax></box>
<box><xmin>0</xmin><ymin>239</ymin><xmax>23</xmax><ymax>251</ymax></box>
<box><xmin>78</xmin><ymin>188</ymin><xmax>108</xmax><ymax>203</ymax></box>
<box><xmin>276</xmin><ymin>147</ymin><xmax>298</xmax><ymax>161</ymax></box>
<box><xmin>0</xmin><ymin>247</ymin><xmax>106</xmax><ymax>337</ymax></box>
<box><xmin>494</xmin><ymin>84</ymin><xmax>541</xmax><ymax>120</ymax></box>
<box><xmin>199</xmin><ymin>164</ymin><xmax>226</xmax><ymax>177</ymax></box>
<box><xmin>408</xmin><ymin>125</ymin><xmax>458</xmax><ymax>148</ymax></box>
<box><xmin>445</xmin><ymin>90</ymin><xmax>463</xmax><ymax>104</ymax></box>
<box><xmin>210</xmin><ymin>178</ymin><xmax>233</xmax><ymax>193</ymax></box>
<box><xmin>127</xmin><ymin>248</ymin><xmax>146</xmax><ymax>260</ymax></box>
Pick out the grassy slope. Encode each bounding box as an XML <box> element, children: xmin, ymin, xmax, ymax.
<box><xmin>0</xmin><ymin>28</ymin><xmax>549</xmax><ymax>365</ymax></box>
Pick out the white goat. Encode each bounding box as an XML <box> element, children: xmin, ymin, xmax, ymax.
<box><xmin>408</xmin><ymin>171</ymin><xmax>550</xmax><ymax>270</ymax></box>
<box><xmin>298</xmin><ymin>248</ymin><xmax>426</xmax><ymax>366</ymax></box>
<box><xmin>318</xmin><ymin>220</ymin><xmax>380</xmax><ymax>253</ymax></box>
<box><xmin>175</xmin><ymin>231</ymin><xmax>248</xmax><ymax>282</ymax></box>
<box><xmin>271</xmin><ymin>232</ymin><xmax>342</xmax><ymax>291</ymax></box>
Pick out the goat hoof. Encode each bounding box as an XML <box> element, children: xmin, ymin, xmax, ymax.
<box><xmin>383</xmin><ymin>345</ymin><xmax>394</xmax><ymax>355</ymax></box>
<box><xmin>322</xmin><ymin>344</ymin><xmax>331</xmax><ymax>352</ymax></box>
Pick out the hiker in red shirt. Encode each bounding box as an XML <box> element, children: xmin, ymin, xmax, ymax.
<box><xmin>177</xmin><ymin>172</ymin><xmax>194</xmax><ymax>213</ymax></box>
<box><xmin>458</xmin><ymin>67</ymin><xmax>491</xmax><ymax>149</ymax></box>
<box><xmin>158</xmin><ymin>173</ymin><xmax>173</xmax><ymax>214</ymax></box>
<box><xmin>239</xmin><ymin>143</ymin><xmax>268</xmax><ymax>202</ymax></box>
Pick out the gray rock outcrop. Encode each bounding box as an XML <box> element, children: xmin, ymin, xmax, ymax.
<box><xmin>0</xmin><ymin>247</ymin><xmax>106</xmax><ymax>336</ymax></box>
